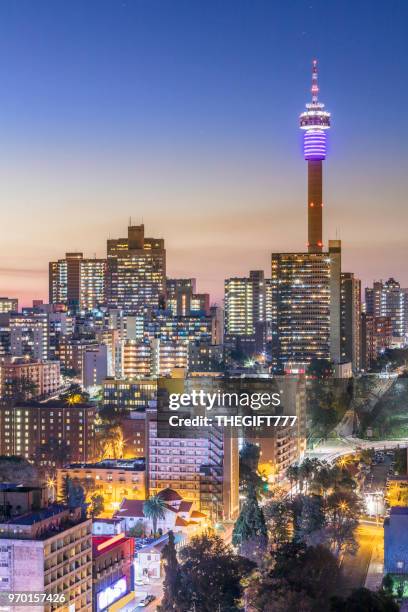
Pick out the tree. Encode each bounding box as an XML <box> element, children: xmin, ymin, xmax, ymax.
<box><xmin>330</xmin><ymin>587</ymin><xmax>399</xmax><ymax>612</ymax></box>
<box><xmin>287</xmin><ymin>464</ymin><xmax>300</xmax><ymax>499</ymax></box>
<box><xmin>307</xmin><ymin>358</ymin><xmax>334</xmax><ymax>379</ymax></box>
<box><xmin>246</xmin><ymin>542</ymin><xmax>341</xmax><ymax>612</ymax></box>
<box><xmin>175</xmin><ymin>533</ymin><xmax>255</xmax><ymax>611</ymax></box>
<box><xmin>143</xmin><ymin>495</ymin><xmax>166</xmax><ymax>536</ymax></box>
<box><xmin>0</xmin><ymin>456</ymin><xmax>39</xmax><ymax>486</ymax></box>
<box><xmin>294</xmin><ymin>495</ymin><xmax>326</xmax><ymax>546</ymax></box>
<box><xmin>5</xmin><ymin>375</ymin><xmax>39</xmax><ymax>402</ymax></box>
<box><xmin>232</xmin><ymin>482</ymin><xmax>268</xmax><ymax>562</ymax></box>
<box><xmin>263</xmin><ymin>499</ymin><xmax>292</xmax><ymax>548</ymax></box>
<box><xmin>128</xmin><ymin>520</ymin><xmax>146</xmax><ymax>538</ymax></box>
<box><xmin>239</xmin><ymin>442</ymin><xmax>264</xmax><ymax>495</ymax></box>
<box><xmin>89</xmin><ymin>493</ymin><xmax>104</xmax><ymax>518</ymax></box>
<box><xmin>59</xmin><ymin>475</ymin><xmax>72</xmax><ymax>505</ymax></box>
<box><xmin>59</xmin><ymin>475</ymin><xmax>86</xmax><ymax>515</ymax></box>
<box><xmin>324</xmin><ymin>490</ymin><xmax>361</xmax><ymax>557</ymax></box>
<box><xmin>158</xmin><ymin>531</ymin><xmax>181</xmax><ymax>611</ymax></box>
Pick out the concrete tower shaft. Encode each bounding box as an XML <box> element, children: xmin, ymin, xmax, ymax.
<box><xmin>299</xmin><ymin>60</ymin><xmax>331</xmax><ymax>253</ymax></box>
<box><xmin>308</xmin><ymin>160</ymin><xmax>323</xmax><ymax>252</ymax></box>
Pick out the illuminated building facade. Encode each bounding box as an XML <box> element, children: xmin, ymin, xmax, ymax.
<box><xmin>271</xmin><ymin>241</ymin><xmax>341</xmax><ymax>372</ymax></box>
<box><xmin>147</xmin><ymin>408</ymin><xmax>239</xmax><ymax>521</ymax></box>
<box><xmin>122</xmin><ymin>338</ymin><xmax>188</xmax><ymax>378</ymax></box>
<box><xmin>224</xmin><ymin>270</ymin><xmax>268</xmax><ymax>356</ymax></box>
<box><xmin>361</xmin><ymin>313</ymin><xmax>392</xmax><ymax>370</ymax></box>
<box><xmin>92</xmin><ymin>533</ymin><xmax>134</xmax><ymax>612</ymax></box>
<box><xmin>246</xmin><ymin>376</ymin><xmax>307</xmax><ymax>481</ymax></box>
<box><xmin>0</xmin><ymin>298</ymin><xmax>18</xmax><ymax>314</ymax></box>
<box><xmin>102</xmin><ymin>377</ymin><xmax>157</xmax><ymax>411</ymax></box>
<box><xmin>57</xmin><ymin>459</ymin><xmax>146</xmax><ymax>515</ymax></box>
<box><xmin>106</xmin><ymin>224</ymin><xmax>166</xmax><ymax>314</ymax></box>
<box><xmin>0</xmin><ymin>401</ymin><xmax>96</xmax><ymax>465</ymax></box>
<box><xmin>49</xmin><ymin>252</ymin><xmax>106</xmax><ymax>311</ymax></box>
<box><xmin>82</xmin><ymin>344</ymin><xmax>108</xmax><ymax>388</ymax></box>
<box><xmin>0</xmin><ymin>358</ymin><xmax>61</xmax><ymax>400</ymax></box>
<box><xmin>365</xmin><ymin>278</ymin><xmax>407</xmax><ymax>338</ymax></box>
<box><xmin>166</xmin><ymin>278</ymin><xmax>210</xmax><ymax>315</ymax></box>
<box><xmin>270</xmin><ymin>63</ymin><xmax>341</xmax><ymax>372</ymax></box>
<box><xmin>0</xmin><ymin>506</ymin><xmax>92</xmax><ymax>612</ymax></box>
<box><xmin>299</xmin><ymin>59</ymin><xmax>330</xmax><ymax>253</ymax></box>
<box><xmin>341</xmin><ymin>272</ymin><xmax>361</xmax><ymax>372</ymax></box>
<box><xmin>9</xmin><ymin>313</ymin><xmax>48</xmax><ymax>361</ymax></box>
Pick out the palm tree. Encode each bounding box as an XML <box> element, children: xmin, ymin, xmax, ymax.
<box><xmin>143</xmin><ymin>495</ymin><xmax>167</xmax><ymax>536</ymax></box>
<box><xmin>286</xmin><ymin>465</ymin><xmax>299</xmax><ymax>499</ymax></box>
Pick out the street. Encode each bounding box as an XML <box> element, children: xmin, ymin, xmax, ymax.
<box><xmin>342</xmin><ymin>523</ymin><xmax>384</xmax><ymax>594</ymax></box>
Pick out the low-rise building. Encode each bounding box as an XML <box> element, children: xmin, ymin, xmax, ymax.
<box><xmin>384</xmin><ymin>506</ymin><xmax>408</xmax><ymax>576</ymax></box>
<box><xmin>114</xmin><ymin>487</ymin><xmax>207</xmax><ymax>536</ymax></box>
<box><xmin>134</xmin><ymin>531</ymin><xmax>187</xmax><ymax>581</ymax></box>
<box><xmin>57</xmin><ymin>458</ymin><xmax>146</xmax><ymax>515</ymax></box>
<box><xmin>92</xmin><ymin>533</ymin><xmax>134</xmax><ymax>612</ymax></box>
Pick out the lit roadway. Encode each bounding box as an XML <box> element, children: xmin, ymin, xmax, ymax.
<box><xmin>342</xmin><ymin>522</ymin><xmax>384</xmax><ymax>593</ymax></box>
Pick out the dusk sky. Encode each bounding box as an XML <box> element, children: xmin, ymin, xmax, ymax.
<box><xmin>0</xmin><ymin>0</ymin><xmax>408</xmax><ymax>306</ymax></box>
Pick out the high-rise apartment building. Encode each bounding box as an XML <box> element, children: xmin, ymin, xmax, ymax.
<box><xmin>102</xmin><ymin>377</ymin><xmax>157</xmax><ymax>411</ymax></box>
<box><xmin>147</xmin><ymin>406</ymin><xmax>239</xmax><ymax>521</ymax></box>
<box><xmin>49</xmin><ymin>252</ymin><xmax>106</xmax><ymax>311</ymax></box>
<box><xmin>82</xmin><ymin>344</ymin><xmax>108</xmax><ymax>388</ymax></box>
<box><xmin>271</xmin><ymin>241</ymin><xmax>341</xmax><ymax>372</ymax></box>
<box><xmin>341</xmin><ymin>272</ymin><xmax>361</xmax><ymax>372</ymax></box>
<box><xmin>9</xmin><ymin>313</ymin><xmax>48</xmax><ymax>361</ymax></box>
<box><xmin>106</xmin><ymin>224</ymin><xmax>166</xmax><ymax>314</ymax></box>
<box><xmin>0</xmin><ymin>401</ymin><xmax>96</xmax><ymax>465</ymax></box>
<box><xmin>365</xmin><ymin>278</ymin><xmax>407</xmax><ymax>338</ymax></box>
<box><xmin>246</xmin><ymin>376</ymin><xmax>307</xmax><ymax>482</ymax></box>
<box><xmin>224</xmin><ymin>270</ymin><xmax>268</xmax><ymax>356</ymax></box>
<box><xmin>0</xmin><ymin>358</ymin><xmax>61</xmax><ymax>401</ymax></box>
<box><xmin>0</xmin><ymin>505</ymin><xmax>92</xmax><ymax>611</ymax></box>
<box><xmin>166</xmin><ymin>278</ymin><xmax>210</xmax><ymax>315</ymax></box>
<box><xmin>361</xmin><ymin>314</ymin><xmax>393</xmax><ymax>370</ymax></box>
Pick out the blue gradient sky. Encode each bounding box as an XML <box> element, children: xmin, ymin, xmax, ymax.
<box><xmin>0</xmin><ymin>0</ymin><xmax>408</xmax><ymax>305</ymax></box>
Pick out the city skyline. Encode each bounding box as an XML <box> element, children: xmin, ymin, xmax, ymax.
<box><xmin>1</xmin><ymin>0</ymin><xmax>408</xmax><ymax>306</ymax></box>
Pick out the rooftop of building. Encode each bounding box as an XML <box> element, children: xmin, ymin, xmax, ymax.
<box><xmin>157</xmin><ymin>488</ymin><xmax>182</xmax><ymax>502</ymax></box>
<box><xmin>5</xmin><ymin>399</ymin><xmax>95</xmax><ymax>410</ymax></box>
<box><xmin>137</xmin><ymin>531</ymin><xmax>186</xmax><ymax>554</ymax></box>
<box><xmin>2</xmin><ymin>504</ymin><xmax>67</xmax><ymax>526</ymax></box>
<box><xmin>63</xmin><ymin>458</ymin><xmax>145</xmax><ymax>471</ymax></box>
<box><xmin>389</xmin><ymin>506</ymin><xmax>408</xmax><ymax>515</ymax></box>
<box><xmin>0</xmin><ymin>504</ymin><xmax>88</xmax><ymax>540</ymax></box>
<box><xmin>0</xmin><ymin>483</ymin><xmax>43</xmax><ymax>493</ymax></box>
<box><xmin>92</xmin><ymin>533</ymin><xmax>132</xmax><ymax>557</ymax></box>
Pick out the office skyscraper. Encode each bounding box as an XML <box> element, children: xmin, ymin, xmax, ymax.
<box><xmin>107</xmin><ymin>224</ymin><xmax>166</xmax><ymax>314</ymax></box>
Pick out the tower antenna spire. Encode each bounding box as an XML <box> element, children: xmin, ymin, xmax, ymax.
<box><xmin>311</xmin><ymin>59</ymin><xmax>319</xmax><ymax>104</ymax></box>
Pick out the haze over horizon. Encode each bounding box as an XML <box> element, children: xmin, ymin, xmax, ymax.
<box><xmin>1</xmin><ymin>0</ymin><xmax>408</xmax><ymax>306</ymax></box>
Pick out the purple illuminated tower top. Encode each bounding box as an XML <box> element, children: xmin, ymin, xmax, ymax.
<box><xmin>299</xmin><ymin>60</ymin><xmax>331</xmax><ymax>253</ymax></box>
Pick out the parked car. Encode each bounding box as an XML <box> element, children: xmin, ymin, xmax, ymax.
<box><xmin>138</xmin><ymin>594</ymin><xmax>156</xmax><ymax>608</ymax></box>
